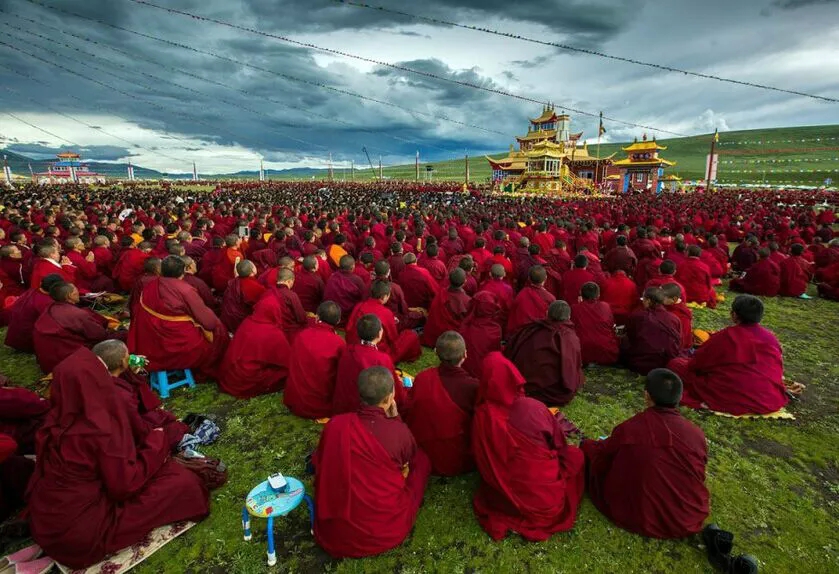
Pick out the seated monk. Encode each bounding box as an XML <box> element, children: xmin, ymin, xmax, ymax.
<box><xmin>405</xmin><ymin>332</ymin><xmax>479</xmax><ymax>476</ymax></box>
<box><xmin>675</xmin><ymin>246</ymin><xmax>717</xmax><ymax>308</ymax></box>
<box><xmin>668</xmin><ymin>295</ymin><xmax>789</xmax><ymax>415</ymax></box>
<box><xmin>603</xmin><ymin>235</ymin><xmax>637</xmax><ymax>276</ymax></box>
<box><xmin>459</xmin><ymin>291</ymin><xmax>503</xmax><ymax>379</ymax></box>
<box><xmin>661</xmin><ymin>283</ymin><xmax>693</xmax><ymax>351</ymax></box>
<box><xmin>293</xmin><ymin>255</ymin><xmax>325</xmax><ymax>314</ymax></box>
<box><xmin>730</xmin><ymin>248</ymin><xmax>781</xmax><ymax>297</ymax></box>
<box><xmin>570</xmin><ymin>282</ymin><xmax>620</xmax><ymax>366</ymax></box>
<box><xmin>182</xmin><ymin>256</ymin><xmax>217</xmax><ymax>312</ymax></box>
<box><xmin>399</xmin><ymin>252</ymin><xmax>439</xmax><ymax>310</ymax></box>
<box><xmin>472</xmin><ymin>353</ymin><xmax>584</xmax><ymax>541</ymax></box>
<box><xmin>621</xmin><ymin>288</ymin><xmax>682</xmax><ymax>375</ymax></box>
<box><xmin>323</xmin><ymin>255</ymin><xmax>367</xmax><ymax>324</ymax></box>
<box><xmin>581</xmin><ymin>369</ymin><xmax>709</xmax><ymax>538</ymax></box>
<box><xmin>260</xmin><ymin>268</ymin><xmax>309</xmax><ymax>343</ymax></box>
<box><xmin>113</xmin><ymin>240</ymin><xmax>152</xmax><ymax>293</ymax></box>
<box><xmin>29</xmin><ymin>240</ymin><xmax>77</xmax><ymax>291</ymax></box>
<box><xmin>421</xmin><ymin>268</ymin><xmax>471</xmax><ymax>347</ymax></box>
<box><xmin>561</xmin><ymin>255</ymin><xmax>597</xmax><ymax>305</ymax></box>
<box><xmin>258</xmin><ymin>256</ymin><xmax>295</xmax><ymax>289</ymax></box>
<box><xmin>333</xmin><ymin>314</ymin><xmax>408</xmax><ymax>416</ymax></box>
<box><xmin>219</xmin><ymin>285</ymin><xmax>292</xmax><ymax>398</ymax></box>
<box><xmin>284</xmin><ymin>301</ymin><xmax>346</xmax><ymax>419</ymax></box>
<box><xmin>506</xmin><ymin>301</ymin><xmax>583</xmax><ymax>407</ymax></box>
<box><xmin>0</xmin><ymin>432</ymin><xmax>35</xmax><ymax>523</ymax></box>
<box><xmin>4</xmin><ymin>273</ymin><xmax>64</xmax><ymax>353</ymax></box>
<box><xmin>210</xmin><ymin>234</ymin><xmax>245</xmax><ymax>292</ymax></box>
<box><xmin>507</xmin><ymin>265</ymin><xmax>556</xmax><ymax>336</ymax></box>
<box><xmin>779</xmin><ymin>244</ymin><xmax>813</xmax><ymax>298</ymax></box>
<box><xmin>313</xmin><ymin>366</ymin><xmax>431</xmax><ymax>558</ymax></box>
<box><xmin>27</xmin><ymin>348</ymin><xmax>209</xmax><ymax>570</ymax></box>
<box><xmin>128</xmin><ymin>256</ymin><xmax>228</xmax><ymax>380</ymax></box>
<box><xmin>129</xmin><ymin>257</ymin><xmax>161</xmax><ymax>318</ymax></box>
<box><xmin>476</xmin><ymin>264</ymin><xmax>514</xmax><ymax>332</ymax></box>
<box><xmin>92</xmin><ymin>340</ymin><xmax>188</xmax><ymax>450</ymax></box>
<box><xmin>0</xmin><ymin>382</ymin><xmax>50</xmax><ymax>455</ymax></box>
<box><xmin>220</xmin><ymin>260</ymin><xmax>266</xmax><ymax>333</ymax></box>
<box><xmin>600</xmin><ymin>270</ymin><xmax>638</xmax><ymax>326</ymax></box>
<box><xmin>34</xmin><ymin>281</ymin><xmax>127</xmax><ymax>374</ymax></box>
<box><xmin>644</xmin><ymin>260</ymin><xmax>686</xmax><ymax>299</ymax></box>
<box><xmin>374</xmin><ymin>260</ymin><xmax>425</xmax><ymax>331</ymax></box>
<box><xmin>817</xmin><ymin>260</ymin><xmax>839</xmax><ymax>300</ymax></box>
<box><xmin>65</xmin><ymin>237</ymin><xmax>114</xmax><ymax>293</ymax></box>
<box><xmin>345</xmin><ymin>281</ymin><xmax>421</xmax><ymax>364</ymax></box>
<box><xmin>0</xmin><ymin>244</ymin><xmax>26</xmax><ymax>295</ymax></box>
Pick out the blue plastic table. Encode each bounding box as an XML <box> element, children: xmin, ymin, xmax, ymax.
<box><xmin>242</xmin><ymin>476</ymin><xmax>314</xmax><ymax>566</ymax></box>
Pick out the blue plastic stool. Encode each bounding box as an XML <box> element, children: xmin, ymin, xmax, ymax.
<box><xmin>149</xmin><ymin>369</ymin><xmax>196</xmax><ymax>399</ymax></box>
<box><xmin>242</xmin><ymin>477</ymin><xmax>314</xmax><ymax>566</ymax></box>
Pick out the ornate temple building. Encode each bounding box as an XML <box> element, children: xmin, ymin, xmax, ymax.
<box><xmin>486</xmin><ymin>105</ymin><xmax>613</xmax><ymax>193</ymax></box>
<box><xmin>35</xmin><ymin>152</ymin><xmax>106</xmax><ymax>184</ymax></box>
<box><xmin>609</xmin><ymin>135</ymin><xmax>676</xmax><ymax>193</ymax></box>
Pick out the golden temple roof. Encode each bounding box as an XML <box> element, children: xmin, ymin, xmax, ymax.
<box><xmin>622</xmin><ymin>135</ymin><xmax>667</xmax><ymax>152</ymax></box>
<box><xmin>613</xmin><ymin>157</ymin><xmax>676</xmax><ymax>167</ymax></box>
<box><xmin>516</xmin><ymin>129</ymin><xmax>557</xmax><ymax>141</ymax></box>
<box><xmin>530</xmin><ymin>110</ymin><xmax>557</xmax><ymax>124</ymax></box>
<box><xmin>56</xmin><ymin>152</ymin><xmax>81</xmax><ymax>158</ymax></box>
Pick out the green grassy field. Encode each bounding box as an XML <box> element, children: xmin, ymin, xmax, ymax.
<box><xmin>286</xmin><ymin>125</ymin><xmax>839</xmax><ymax>187</ymax></box>
<box><xmin>1</xmin><ymin>282</ymin><xmax>837</xmax><ymax>573</ymax></box>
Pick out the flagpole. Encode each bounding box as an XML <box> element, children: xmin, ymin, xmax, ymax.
<box><xmin>706</xmin><ymin>129</ymin><xmax>718</xmax><ymax>191</ymax></box>
<box><xmin>596</xmin><ymin>111</ymin><xmax>603</xmax><ymax>183</ymax></box>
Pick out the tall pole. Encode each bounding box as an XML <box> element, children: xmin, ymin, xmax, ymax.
<box><xmin>351</xmin><ymin>160</ymin><xmax>354</xmax><ymax>182</ymax></box>
<box><xmin>415</xmin><ymin>150</ymin><xmax>419</xmax><ymax>182</ymax></box>
<box><xmin>378</xmin><ymin>155</ymin><xmax>383</xmax><ymax>181</ymax></box>
<box><xmin>706</xmin><ymin>129</ymin><xmax>718</xmax><ymax>191</ymax></box>
<box><xmin>596</xmin><ymin>111</ymin><xmax>604</xmax><ymax>184</ymax></box>
<box><xmin>328</xmin><ymin>152</ymin><xmax>333</xmax><ymax>182</ymax></box>
<box><xmin>465</xmin><ymin>153</ymin><xmax>469</xmax><ymax>185</ymax></box>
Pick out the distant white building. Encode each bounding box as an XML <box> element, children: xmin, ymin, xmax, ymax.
<box><xmin>35</xmin><ymin>152</ymin><xmax>107</xmax><ymax>184</ymax></box>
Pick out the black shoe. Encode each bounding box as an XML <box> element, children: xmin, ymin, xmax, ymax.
<box><xmin>702</xmin><ymin>523</ymin><xmax>734</xmax><ymax>571</ymax></box>
<box><xmin>729</xmin><ymin>554</ymin><xmax>759</xmax><ymax>574</ymax></box>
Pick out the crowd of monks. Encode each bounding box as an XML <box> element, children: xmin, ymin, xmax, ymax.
<box><xmin>0</xmin><ymin>181</ymin><xmax>834</xmax><ymax>567</ymax></box>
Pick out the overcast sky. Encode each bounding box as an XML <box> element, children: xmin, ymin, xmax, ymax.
<box><xmin>0</xmin><ymin>0</ymin><xmax>837</xmax><ymax>173</ymax></box>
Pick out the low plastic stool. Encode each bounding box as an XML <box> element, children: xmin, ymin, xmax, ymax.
<box><xmin>242</xmin><ymin>476</ymin><xmax>314</xmax><ymax>566</ymax></box>
<box><xmin>149</xmin><ymin>369</ymin><xmax>196</xmax><ymax>399</ymax></box>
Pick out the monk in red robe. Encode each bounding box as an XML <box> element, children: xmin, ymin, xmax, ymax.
<box><xmin>333</xmin><ymin>314</ymin><xmax>408</xmax><ymax>415</ymax></box>
<box><xmin>323</xmin><ymin>255</ymin><xmax>367</xmax><ymax>323</ymax></box>
<box><xmin>65</xmin><ymin>237</ymin><xmax>114</xmax><ymax>293</ymax></box>
<box><xmin>0</xmin><ymin>433</ymin><xmax>34</xmax><ymax>522</ymax></box>
<box><xmin>128</xmin><ymin>256</ymin><xmax>228</xmax><ymax>380</ymax></box>
<box><xmin>459</xmin><ymin>291</ymin><xmax>503</xmax><ymax>379</ymax></box>
<box><xmin>34</xmin><ymin>282</ymin><xmax>126</xmax><ymax>374</ymax></box>
<box><xmin>182</xmin><ymin>256</ymin><xmax>218</xmax><ymax>312</ymax></box>
<box><xmin>603</xmin><ymin>235</ymin><xmax>638</xmax><ymax>276</ymax></box>
<box><xmin>292</xmin><ymin>255</ymin><xmax>324</xmax><ymax>314</ymax></box>
<box><xmin>210</xmin><ymin>234</ymin><xmax>245</xmax><ymax>292</ymax></box>
<box><xmin>313</xmin><ymin>366</ymin><xmax>430</xmax><ymax>558</ymax></box>
<box><xmin>284</xmin><ymin>301</ymin><xmax>346</xmax><ymax>419</ymax></box>
<box><xmin>507</xmin><ymin>266</ymin><xmax>556</xmax><ymax>335</ymax></box>
<box><xmin>817</xmin><ymin>260</ymin><xmax>839</xmax><ymax>300</ymax></box>
<box><xmin>570</xmin><ymin>282</ymin><xmax>619</xmax><ymax>366</ymax></box>
<box><xmin>399</xmin><ymin>252</ymin><xmax>439</xmax><ymax>309</ymax></box>
<box><xmin>27</xmin><ymin>348</ymin><xmax>209</xmax><ymax>569</ymax></box>
<box><xmin>600</xmin><ymin>270</ymin><xmax>638</xmax><ymax>326</ymax></box>
<box><xmin>675</xmin><ymin>246</ymin><xmax>717</xmax><ymax>308</ymax></box>
<box><xmin>113</xmin><ymin>241</ymin><xmax>152</xmax><ymax>292</ymax></box>
<box><xmin>405</xmin><ymin>331</ymin><xmax>478</xmax><ymax>476</ymax></box>
<box><xmin>622</xmin><ymin>288</ymin><xmax>682</xmax><ymax>375</ymax></box>
<box><xmin>582</xmin><ymin>369</ymin><xmax>709</xmax><ymax>538</ymax></box>
<box><xmin>128</xmin><ymin>257</ymin><xmax>161</xmax><ymax>319</ymax></box>
<box><xmin>730</xmin><ymin>248</ymin><xmax>781</xmax><ymax>297</ymax></box>
<box><xmin>260</xmin><ymin>268</ymin><xmax>309</xmax><ymax>343</ymax></box>
<box><xmin>645</xmin><ymin>260</ymin><xmax>686</xmax><ymax>300</ymax></box>
<box><xmin>477</xmin><ymin>264</ymin><xmax>514</xmax><ymax>332</ymax></box>
<box><xmin>374</xmin><ymin>260</ymin><xmax>425</xmax><ymax>331</ymax></box>
<box><xmin>662</xmin><ymin>283</ymin><xmax>693</xmax><ymax>350</ymax></box>
<box><xmin>0</xmin><ymin>383</ymin><xmax>49</xmax><ymax>455</ymax></box>
<box><xmin>220</xmin><ymin>260</ymin><xmax>266</xmax><ymax>333</ymax></box>
<box><xmin>668</xmin><ymin>295</ymin><xmax>789</xmax><ymax>415</ymax></box>
<box><xmin>561</xmin><ymin>255</ymin><xmax>597</xmax><ymax>304</ymax></box>
<box><xmin>421</xmin><ymin>268</ymin><xmax>471</xmax><ymax>346</ymax></box>
<box><xmin>506</xmin><ymin>301</ymin><xmax>583</xmax><ymax>406</ymax></box>
<box><xmin>779</xmin><ymin>244</ymin><xmax>813</xmax><ymax>298</ymax></box>
<box><xmin>345</xmin><ymin>281</ymin><xmax>421</xmax><ymax>364</ymax></box>
<box><xmin>4</xmin><ymin>273</ymin><xmax>64</xmax><ymax>353</ymax></box>
<box><xmin>219</xmin><ymin>289</ymin><xmax>291</xmax><ymax>398</ymax></box>
<box><xmin>0</xmin><ymin>245</ymin><xmax>26</xmax><ymax>295</ymax></box>
<box><xmin>29</xmin><ymin>241</ymin><xmax>76</xmax><ymax>291</ymax></box>
<box><xmin>471</xmin><ymin>353</ymin><xmax>584</xmax><ymax>541</ymax></box>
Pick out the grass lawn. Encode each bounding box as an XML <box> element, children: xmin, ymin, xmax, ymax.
<box><xmin>1</xmin><ymin>284</ymin><xmax>837</xmax><ymax>573</ymax></box>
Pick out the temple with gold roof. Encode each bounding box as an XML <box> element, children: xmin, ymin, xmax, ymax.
<box><xmin>486</xmin><ymin>104</ymin><xmax>614</xmax><ymax>193</ymax></box>
<box><xmin>610</xmin><ymin>134</ymin><xmax>676</xmax><ymax>193</ymax></box>
<box><xmin>35</xmin><ymin>152</ymin><xmax>106</xmax><ymax>184</ymax></box>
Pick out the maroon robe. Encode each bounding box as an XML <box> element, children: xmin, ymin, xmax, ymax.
<box><xmin>219</xmin><ymin>296</ymin><xmax>291</xmax><ymax>398</ymax></box>
<box><xmin>220</xmin><ymin>276</ymin><xmax>266</xmax><ymax>333</ymax></box>
<box><xmin>622</xmin><ymin>307</ymin><xmax>682</xmax><ymax>375</ymax></box>
<box><xmin>730</xmin><ymin>258</ymin><xmax>781</xmax><ymax>297</ymax></box>
<box><xmin>603</xmin><ymin>246</ymin><xmax>638</xmax><ymax>276</ymax></box>
<box><xmin>313</xmin><ymin>409</ymin><xmax>430</xmax><ymax>558</ymax></box>
<box><xmin>113</xmin><ymin>372</ymin><xmax>188</xmax><ymax>450</ymax></box>
<box><xmin>4</xmin><ymin>287</ymin><xmax>52</xmax><ymax>352</ymax></box>
<box><xmin>30</xmin><ymin>259</ymin><xmax>76</xmax><ymax>292</ymax></box>
<box><xmin>405</xmin><ymin>365</ymin><xmax>478</xmax><ymax>476</ymax></box>
<box><xmin>128</xmin><ymin>277</ymin><xmax>228</xmax><ymax>380</ymax></box>
<box><xmin>476</xmin><ymin>278</ymin><xmax>514</xmax><ymax>332</ymax></box>
<box><xmin>472</xmin><ymin>353</ymin><xmax>584</xmax><ymax>541</ymax></box>
<box><xmin>129</xmin><ymin>273</ymin><xmax>156</xmax><ymax>319</ymax></box>
<box><xmin>505</xmin><ymin>320</ymin><xmax>583</xmax><ymax>406</ymax></box>
<box><xmin>668</xmin><ymin>324</ymin><xmax>788</xmax><ymax>415</ymax></box>
<box><xmin>561</xmin><ymin>268</ymin><xmax>596</xmax><ymax>304</ymax></box>
<box><xmin>570</xmin><ymin>300</ymin><xmax>619</xmax><ymax>366</ymax></box>
<box><xmin>66</xmin><ymin>250</ymin><xmax>114</xmax><ymax>293</ymax></box>
<box><xmin>284</xmin><ymin>323</ymin><xmax>346</xmax><ymax>419</ymax></box>
<box><xmin>666</xmin><ymin>302</ymin><xmax>694</xmax><ymax>350</ymax></box>
<box><xmin>263</xmin><ymin>284</ymin><xmax>309</xmax><ymax>343</ymax></box>
<box><xmin>292</xmin><ymin>269</ymin><xmax>324</xmax><ymax>314</ymax></box>
<box><xmin>113</xmin><ymin>249</ymin><xmax>149</xmax><ymax>292</ymax></box>
<box><xmin>0</xmin><ymin>386</ymin><xmax>49</xmax><ymax>455</ymax></box>
<box><xmin>323</xmin><ymin>270</ymin><xmax>366</xmax><ymax>323</ymax></box>
<box><xmin>421</xmin><ymin>288</ymin><xmax>471</xmax><ymax>347</ymax></box>
<box><xmin>183</xmin><ymin>273</ymin><xmax>217</xmax><ymax>312</ymax></box>
<box><xmin>27</xmin><ymin>348</ymin><xmax>209</xmax><ymax>569</ymax></box>
<box><xmin>345</xmin><ymin>299</ymin><xmax>421</xmax><ymax>364</ymax></box>
<box><xmin>398</xmin><ymin>264</ymin><xmax>439</xmax><ymax>309</ymax></box>
<box><xmin>506</xmin><ymin>285</ymin><xmax>555</xmax><ymax>335</ymax></box>
<box><xmin>675</xmin><ymin>257</ymin><xmax>717</xmax><ymax>308</ymax></box>
<box><xmin>384</xmin><ymin>280</ymin><xmax>425</xmax><ymax>331</ymax></box>
<box><xmin>600</xmin><ymin>271</ymin><xmax>638</xmax><ymax>326</ymax></box>
<box><xmin>419</xmin><ymin>256</ymin><xmax>447</xmax><ymax>284</ymax></box>
<box><xmin>459</xmin><ymin>292</ymin><xmax>503</xmax><ymax>379</ymax></box>
<box><xmin>778</xmin><ymin>255</ymin><xmax>812</xmax><ymax>297</ymax></box>
<box><xmin>581</xmin><ymin>407</ymin><xmax>709</xmax><ymax>538</ymax></box>
<box><xmin>33</xmin><ymin>302</ymin><xmax>125</xmax><ymax>374</ymax></box>
<box><xmin>332</xmin><ymin>343</ymin><xmax>407</xmax><ymax>416</ymax></box>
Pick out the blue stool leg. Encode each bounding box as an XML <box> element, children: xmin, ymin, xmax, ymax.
<box><xmin>266</xmin><ymin>516</ymin><xmax>276</xmax><ymax>566</ymax></box>
<box><xmin>242</xmin><ymin>506</ymin><xmax>251</xmax><ymax>541</ymax></box>
<box><xmin>158</xmin><ymin>371</ymin><xmax>170</xmax><ymax>399</ymax></box>
<box><xmin>304</xmin><ymin>494</ymin><xmax>315</xmax><ymax>535</ymax></box>
<box><xmin>184</xmin><ymin>368</ymin><xmax>196</xmax><ymax>389</ymax></box>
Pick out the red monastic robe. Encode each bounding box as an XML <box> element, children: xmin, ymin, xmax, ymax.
<box><xmin>113</xmin><ymin>249</ymin><xmax>149</xmax><ymax>292</ymax></box>
<box><xmin>323</xmin><ymin>270</ymin><xmax>367</xmax><ymax>324</ymax></box>
<box><xmin>220</xmin><ymin>276</ymin><xmax>266</xmax><ymax>333</ymax></box>
<box><xmin>506</xmin><ymin>285</ymin><xmax>555</xmax><ymax>336</ymax></box>
<box><xmin>570</xmin><ymin>300</ymin><xmax>619</xmax><ymax>366</ymax></box>
<box><xmin>332</xmin><ymin>343</ymin><xmax>407</xmax><ymax>416</ymax></box>
<box><xmin>30</xmin><ymin>259</ymin><xmax>76</xmax><ymax>291</ymax></box>
<box><xmin>665</xmin><ymin>302</ymin><xmax>694</xmax><ymax>350</ymax></box>
<box><xmin>622</xmin><ymin>307</ymin><xmax>682</xmax><ymax>375</ymax></box>
<box><xmin>600</xmin><ymin>271</ymin><xmax>638</xmax><ymax>325</ymax></box>
<box><xmin>778</xmin><ymin>255</ymin><xmax>812</xmax><ymax>297</ymax></box>
<box><xmin>561</xmin><ymin>268</ymin><xmax>596</xmax><ymax>304</ymax></box>
<box><xmin>4</xmin><ymin>287</ymin><xmax>53</xmax><ymax>352</ymax></box>
<box><xmin>476</xmin><ymin>278</ymin><xmax>514</xmax><ymax>331</ymax></box>
<box><xmin>345</xmin><ymin>299</ymin><xmax>420</xmax><ymax>364</ymax></box>
<box><xmin>674</xmin><ymin>257</ymin><xmax>717</xmax><ymax>308</ymax></box>
<box><xmin>668</xmin><ymin>324</ymin><xmax>788</xmax><ymax>415</ymax></box>
<box><xmin>421</xmin><ymin>288</ymin><xmax>471</xmax><ymax>347</ymax></box>
<box><xmin>284</xmin><ymin>323</ymin><xmax>346</xmax><ymax>419</ymax></box>
<box><xmin>730</xmin><ymin>258</ymin><xmax>781</xmax><ymax>297</ymax></box>
<box><xmin>262</xmin><ymin>284</ymin><xmax>309</xmax><ymax>343</ymax></box>
<box><xmin>459</xmin><ymin>292</ymin><xmax>503</xmax><ymax>379</ymax></box>
<box><xmin>581</xmin><ymin>407</ymin><xmax>709</xmax><ymax>538</ymax></box>
<box><xmin>398</xmin><ymin>265</ymin><xmax>439</xmax><ymax>309</ymax></box>
<box><xmin>292</xmin><ymin>269</ymin><xmax>324</xmax><ymax>314</ymax></box>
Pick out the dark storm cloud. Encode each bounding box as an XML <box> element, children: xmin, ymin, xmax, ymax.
<box><xmin>772</xmin><ymin>0</ymin><xmax>839</xmax><ymax>8</ymax></box>
<box><xmin>6</xmin><ymin>143</ymin><xmax>133</xmax><ymax>160</ymax></box>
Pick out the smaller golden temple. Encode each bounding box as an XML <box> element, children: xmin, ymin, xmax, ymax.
<box><xmin>609</xmin><ymin>134</ymin><xmax>677</xmax><ymax>193</ymax></box>
<box><xmin>486</xmin><ymin>104</ymin><xmax>613</xmax><ymax>193</ymax></box>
